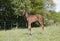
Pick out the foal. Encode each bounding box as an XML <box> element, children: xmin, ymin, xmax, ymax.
<box><xmin>21</xmin><ymin>9</ymin><xmax>44</xmax><ymax>35</ymax></box>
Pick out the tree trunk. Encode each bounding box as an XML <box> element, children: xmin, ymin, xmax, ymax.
<box><xmin>16</xmin><ymin>15</ymin><xmax>18</xmax><ymax>29</ymax></box>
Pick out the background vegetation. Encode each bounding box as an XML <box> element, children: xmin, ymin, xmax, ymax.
<box><xmin>0</xmin><ymin>0</ymin><xmax>60</xmax><ymax>29</ymax></box>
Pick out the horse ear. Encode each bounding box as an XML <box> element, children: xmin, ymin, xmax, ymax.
<box><xmin>23</xmin><ymin>9</ymin><xmax>26</xmax><ymax>12</ymax></box>
<box><xmin>20</xmin><ymin>10</ymin><xmax>23</xmax><ymax>12</ymax></box>
<box><xmin>20</xmin><ymin>9</ymin><xmax>25</xmax><ymax>12</ymax></box>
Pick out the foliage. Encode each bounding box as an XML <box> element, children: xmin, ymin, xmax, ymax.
<box><xmin>0</xmin><ymin>0</ymin><xmax>57</xmax><ymax>29</ymax></box>
<box><xmin>50</xmin><ymin>11</ymin><xmax>60</xmax><ymax>22</ymax></box>
<box><xmin>10</xmin><ymin>0</ymin><xmax>55</xmax><ymax>15</ymax></box>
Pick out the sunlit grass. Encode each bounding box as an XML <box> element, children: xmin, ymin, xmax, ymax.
<box><xmin>0</xmin><ymin>24</ymin><xmax>60</xmax><ymax>41</ymax></box>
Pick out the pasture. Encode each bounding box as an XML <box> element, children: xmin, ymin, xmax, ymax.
<box><xmin>0</xmin><ymin>24</ymin><xmax>60</xmax><ymax>41</ymax></box>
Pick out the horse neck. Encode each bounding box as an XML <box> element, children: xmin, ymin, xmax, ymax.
<box><xmin>25</xmin><ymin>12</ymin><xmax>29</xmax><ymax>18</ymax></box>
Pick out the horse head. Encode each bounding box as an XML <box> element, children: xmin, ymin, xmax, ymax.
<box><xmin>21</xmin><ymin>9</ymin><xmax>29</xmax><ymax>18</ymax></box>
<box><xmin>20</xmin><ymin>9</ymin><xmax>26</xmax><ymax>16</ymax></box>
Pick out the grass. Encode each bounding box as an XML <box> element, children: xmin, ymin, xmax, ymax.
<box><xmin>0</xmin><ymin>24</ymin><xmax>60</xmax><ymax>41</ymax></box>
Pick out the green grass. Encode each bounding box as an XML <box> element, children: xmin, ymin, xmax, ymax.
<box><xmin>0</xmin><ymin>24</ymin><xmax>60</xmax><ymax>41</ymax></box>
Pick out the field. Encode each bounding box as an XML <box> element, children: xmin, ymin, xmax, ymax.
<box><xmin>0</xmin><ymin>24</ymin><xmax>60</xmax><ymax>41</ymax></box>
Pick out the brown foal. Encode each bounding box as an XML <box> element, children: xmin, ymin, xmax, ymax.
<box><xmin>21</xmin><ymin>9</ymin><xmax>44</xmax><ymax>35</ymax></box>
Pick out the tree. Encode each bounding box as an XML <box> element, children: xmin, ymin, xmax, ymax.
<box><xmin>0</xmin><ymin>0</ymin><xmax>56</xmax><ymax>29</ymax></box>
<box><xmin>11</xmin><ymin>0</ymin><xmax>55</xmax><ymax>15</ymax></box>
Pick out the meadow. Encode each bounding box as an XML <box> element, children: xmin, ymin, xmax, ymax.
<box><xmin>0</xmin><ymin>24</ymin><xmax>60</xmax><ymax>41</ymax></box>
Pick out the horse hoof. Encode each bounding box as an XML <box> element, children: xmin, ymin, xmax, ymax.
<box><xmin>40</xmin><ymin>32</ymin><xmax>44</xmax><ymax>34</ymax></box>
<box><xmin>29</xmin><ymin>33</ymin><xmax>32</xmax><ymax>35</ymax></box>
<box><xmin>40</xmin><ymin>32</ymin><xmax>42</xmax><ymax>34</ymax></box>
<box><xmin>28</xmin><ymin>33</ymin><xmax>32</xmax><ymax>35</ymax></box>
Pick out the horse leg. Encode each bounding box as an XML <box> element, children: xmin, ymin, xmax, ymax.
<box><xmin>28</xmin><ymin>22</ymin><xmax>31</xmax><ymax>35</ymax></box>
<box><xmin>39</xmin><ymin>20</ymin><xmax>44</xmax><ymax>32</ymax></box>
